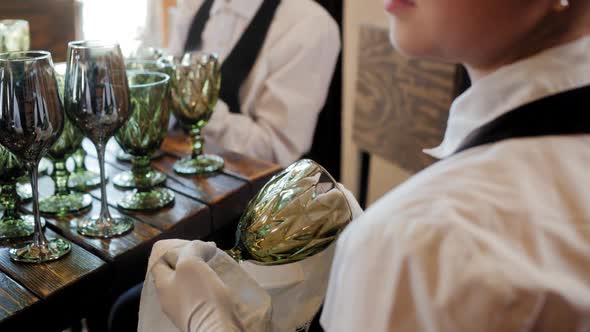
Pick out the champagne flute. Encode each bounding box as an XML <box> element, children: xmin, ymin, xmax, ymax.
<box><xmin>166</xmin><ymin>52</ymin><xmax>224</xmax><ymax>175</ymax></box>
<box><xmin>0</xmin><ymin>50</ymin><xmax>71</xmax><ymax>262</ymax></box>
<box><xmin>114</xmin><ymin>71</ymin><xmax>174</xmax><ymax>210</ymax></box>
<box><xmin>39</xmin><ymin>62</ymin><xmax>92</xmax><ymax>216</ymax></box>
<box><xmin>64</xmin><ymin>40</ymin><xmax>134</xmax><ymax>238</ymax></box>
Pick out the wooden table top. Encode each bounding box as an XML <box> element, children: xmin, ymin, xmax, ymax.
<box><xmin>0</xmin><ymin>129</ymin><xmax>281</xmax><ymax>331</ymax></box>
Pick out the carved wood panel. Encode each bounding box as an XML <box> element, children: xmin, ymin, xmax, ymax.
<box><xmin>353</xmin><ymin>24</ymin><xmax>458</xmax><ymax>173</ymax></box>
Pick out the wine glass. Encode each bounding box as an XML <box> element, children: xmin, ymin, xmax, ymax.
<box><xmin>116</xmin><ymin>59</ymin><xmax>171</xmax><ymax>162</ymax></box>
<box><xmin>113</xmin><ymin>70</ymin><xmax>174</xmax><ymax>210</ymax></box>
<box><xmin>64</xmin><ymin>40</ymin><xmax>134</xmax><ymax>238</ymax></box>
<box><xmin>166</xmin><ymin>52</ymin><xmax>224</xmax><ymax>175</ymax></box>
<box><xmin>39</xmin><ymin>62</ymin><xmax>92</xmax><ymax>216</ymax></box>
<box><xmin>0</xmin><ymin>50</ymin><xmax>71</xmax><ymax>262</ymax></box>
<box><xmin>227</xmin><ymin>159</ymin><xmax>352</xmax><ymax>265</ymax></box>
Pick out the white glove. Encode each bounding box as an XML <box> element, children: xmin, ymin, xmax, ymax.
<box><xmin>150</xmin><ymin>241</ymin><xmax>271</xmax><ymax>332</ymax></box>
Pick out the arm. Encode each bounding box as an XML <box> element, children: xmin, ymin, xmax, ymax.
<box><xmin>320</xmin><ymin>209</ymin><xmax>544</xmax><ymax>331</ymax></box>
<box><xmin>203</xmin><ymin>14</ymin><xmax>341</xmax><ymax>166</ymax></box>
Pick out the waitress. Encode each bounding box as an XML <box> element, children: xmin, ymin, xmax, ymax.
<box><xmin>147</xmin><ymin>0</ymin><xmax>590</xmax><ymax>331</ymax></box>
<box><xmin>141</xmin><ymin>0</ymin><xmax>340</xmax><ymax>167</ymax></box>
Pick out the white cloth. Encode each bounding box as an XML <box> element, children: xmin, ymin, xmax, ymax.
<box><xmin>321</xmin><ymin>36</ymin><xmax>590</xmax><ymax>331</ymax></box>
<box><xmin>138</xmin><ymin>185</ymin><xmax>362</xmax><ymax>332</ymax></box>
<box><xmin>141</xmin><ymin>0</ymin><xmax>341</xmax><ymax>166</ymax></box>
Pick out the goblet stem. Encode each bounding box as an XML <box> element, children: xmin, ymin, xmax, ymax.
<box><xmin>131</xmin><ymin>156</ymin><xmax>152</xmax><ymax>188</ymax></box>
<box><xmin>0</xmin><ymin>183</ymin><xmax>20</xmax><ymax>220</ymax></box>
<box><xmin>190</xmin><ymin>126</ymin><xmax>204</xmax><ymax>158</ymax></box>
<box><xmin>27</xmin><ymin>162</ymin><xmax>48</xmax><ymax>247</ymax></box>
<box><xmin>96</xmin><ymin>143</ymin><xmax>113</xmax><ymax>223</ymax></box>
<box><xmin>52</xmin><ymin>160</ymin><xmax>70</xmax><ymax>196</ymax></box>
<box><xmin>73</xmin><ymin>147</ymin><xmax>86</xmax><ymax>171</ymax></box>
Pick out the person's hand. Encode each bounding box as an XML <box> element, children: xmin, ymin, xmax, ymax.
<box><xmin>151</xmin><ymin>241</ymin><xmax>244</xmax><ymax>332</ymax></box>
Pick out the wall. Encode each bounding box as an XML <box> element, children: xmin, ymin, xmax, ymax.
<box><xmin>341</xmin><ymin>0</ymin><xmax>411</xmax><ymax>205</ymax></box>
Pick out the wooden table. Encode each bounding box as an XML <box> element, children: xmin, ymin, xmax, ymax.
<box><xmin>0</xmin><ymin>130</ymin><xmax>281</xmax><ymax>331</ymax></box>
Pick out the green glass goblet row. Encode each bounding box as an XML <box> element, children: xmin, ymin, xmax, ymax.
<box><xmin>164</xmin><ymin>52</ymin><xmax>224</xmax><ymax>175</ymax></box>
<box><xmin>114</xmin><ymin>71</ymin><xmax>174</xmax><ymax>211</ymax></box>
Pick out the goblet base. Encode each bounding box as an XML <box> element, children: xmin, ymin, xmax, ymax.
<box><xmin>16</xmin><ymin>180</ymin><xmax>32</xmax><ymax>201</ymax></box>
<box><xmin>39</xmin><ymin>193</ymin><xmax>92</xmax><ymax>216</ymax></box>
<box><xmin>77</xmin><ymin>216</ymin><xmax>134</xmax><ymax>238</ymax></box>
<box><xmin>118</xmin><ymin>187</ymin><xmax>175</xmax><ymax>211</ymax></box>
<box><xmin>0</xmin><ymin>214</ymin><xmax>46</xmax><ymax>239</ymax></box>
<box><xmin>9</xmin><ymin>238</ymin><xmax>72</xmax><ymax>263</ymax></box>
<box><xmin>113</xmin><ymin>169</ymin><xmax>167</xmax><ymax>189</ymax></box>
<box><xmin>116</xmin><ymin>149</ymin><xmax>164</xmax><ymax>162</ymax></box>
<box><xmin>68</xmin><ymin>170</ymin><xmax>102</xmax><ymax>191</ymax></box>
<box><xmin>173</xmin><ymin>154</ymin><xmax>224</xmax><ymax>175</ymax></box>
<box><xmin>0</xmin><ymin>214</ymin><xmax>34</xmax><ymax>239</ymax></box>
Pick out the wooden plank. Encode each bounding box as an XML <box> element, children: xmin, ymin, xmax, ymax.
<box><xmin>0</xmin><ymin>229</ymin><xmax>106</xmax><ymax>299</ymax></box>
<box><xmin>88</xmin><ymin>162</ymin><xmax>212</xmax><ymax>238</ymax></box>
<box><xmin>0</xmin><ymin>271</ymin><xmax>38</xmax><ymax>321</ymax></box>
<box><xmin>161</xmin><ymin>128</ymin><xmax>282</xmax><ymax>193</ymax></box>
<box><xmin>27</xmin><ymin>177</ymin><xmax>162</xmax><ymax>263</ymax></box>
<box><xmin>85</xmin><ymin>139</ymin><xmax>250</xmax><ymax>231</ymax></box>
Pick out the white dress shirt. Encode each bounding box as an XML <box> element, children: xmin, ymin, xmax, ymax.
<box><xmin>142</xmin><ymin>0</ymin><xmax>341</xmax><ymax>166</ymax></box>
<box><xmin>321</xmin><ymin>36</ymin><xmax>590</xmax><ymax>331</ymax></box>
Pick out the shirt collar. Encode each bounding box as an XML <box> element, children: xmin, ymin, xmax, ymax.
<box><xmin>424</xmin><ymin>35</ymin><xmax>590</xmax><ymax>159</ymax></box>
<box><xmin>210</xmin><ymin>0</ymin><xmax>263</xmax><ymax>19</ymax></box>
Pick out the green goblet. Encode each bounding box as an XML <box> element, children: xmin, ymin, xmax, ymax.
<box><xmin>0</xmin><ymin>145</ymin><xmax>36</xmax><ymax>239</ymax></box>
<box><xmin>227</xmin><ymin>159</ymin><xmax>353</xmax><ymax>265</ymax></box>
<box><xmin>113</xmin><ymin>71</ymin><xmax>174</xmax><ymax>211</ymax></box>
<box><xmin>39</xmin><ymin>63</ymin><xmax>92</xmax><ymax>216</ymax></box>
<box><xmin>166</xmin><ymin>52</ymin><xmax>224</xmax><ymax>175</ymax></box>
<box><xmin>116</xmin><ymin>60</ymin><xmax>170</xmax><ymax>162</ymax></box>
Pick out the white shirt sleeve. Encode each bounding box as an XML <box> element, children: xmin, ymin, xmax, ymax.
<box><xmin>321</xmin><ymin>202</ymin><xmax>545</xmax><ymax>332</ymax></box>
<box><xmin>202</xmin><ymin>13</ymin><xmax>341</xmax><ymax>167</ymax></box>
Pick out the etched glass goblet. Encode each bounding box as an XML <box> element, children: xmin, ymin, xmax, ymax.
<box><xmin>166</xmin><ymin>52</ymin><xmax>224</xmax><ymax>175</ymax></box>
<box><xmin>114</xmin><ymin>71</ymin><xmax>175</xmax><ymax>210</ymax></box>
<box><xmin>227</xmin><ymin>159</ymin><xmax>352</xmax><ymax>265</ymax></box>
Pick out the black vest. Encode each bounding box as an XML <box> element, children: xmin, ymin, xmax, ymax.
<box><xmin>455</xmin><ymin>85</ymin><xmax>590</xmax><ymax>154</ymax></box>
<box><xmin>184</xmin><ymin>0</ymin><xmax>281</xmax><ymax>114</ymax></box>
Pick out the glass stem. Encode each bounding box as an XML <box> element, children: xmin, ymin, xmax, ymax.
<box><xmin>28</xmin><ymin>162</ymin><xmax>48</xmax><ymax>247</ymax></box>
<box><xmin>96</xmin><ymin>143</ymin><xmax>112</xmax><ymax>223</ymax></box>
<box><xmin>52</xmin><ymin>159</ymin><xmax>70</xmax><ymax>196</ymax></box>
<box><xmin>0</xmin><ymin>183</ymin><xmax>20</xmax><ymax>220</ymax></box>
<box><xmin>131</xmin><ymin>156</ymin><xmax>151</xmax><ymax>191</ymax></box>
<box><xmin>190</xmin><ymin>126</ymin><xmax>204</xmax><ymax>158</ymax></box>
<box><xmin>73</xmin><ymin>147</ymin><xmax>86</xmax><ymax>171</ymax></box>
